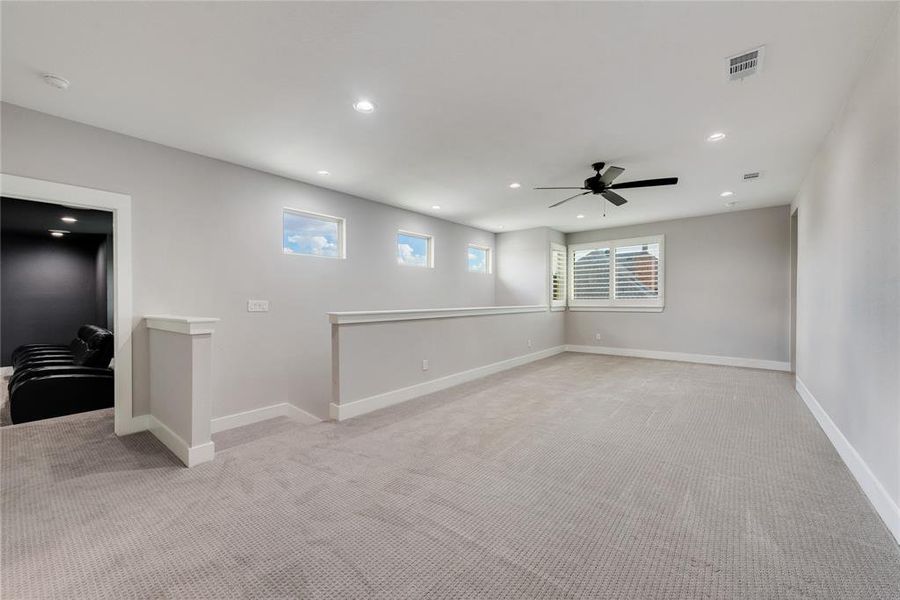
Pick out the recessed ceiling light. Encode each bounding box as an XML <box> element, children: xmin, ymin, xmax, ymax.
<box><xmin>42</xmin><ymin>73</ymin><xmax>70</xmax><ymax>90</ymax></box>
<box><xmin>509</xmin><ymin>182</ymin><xmax>521</xmax><ymax>189</ymax></box>
<box><xmin>576</xmin><ymin>214</ymin><xmax>585</xmax><ymax>219</ymax></box>
<box><xmin>720</xmin><ymin>190</ymin><xmax>734</xmax><ymax>197</ymax></box>
<box><xmin>707</xmin><ymin>132</ymin><xmax>727</xmax><ymax>142</ymax></box>
<box><xmin>431</xmin><ymin>205</ymin><xmax>441</xmax><ymax>210</ymax></box>
<box><xmin>353</xmin><ymin>99</ymin><xmax>376</xmax><ymax>113</ymax></box>
<box><xmin>61</xmin><ymin>216</ymin><xmax>78</xmax><ymax>223</ymax></box>
<box><xmin>316</xmin><ymin>170</ymin><xmax>330</xmax><ymax>176</ymax></box>
<box><xmin>49</xmin><ymin>229</ymin><xmax>69</xmax><ymax>237</ymax></box>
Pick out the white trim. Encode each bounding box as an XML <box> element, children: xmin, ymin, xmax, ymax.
<box><xmin>211</xmin><ymin>402</ymin><xmax>321</xmax><ymax>433</ymax></box>
<box><xmin>565</xmin><ymin>345</ymin><xmax>791</xmax><ymax>372</ymax></box>
<box><xmin>0</xmin><ymin>174</ymin><xmax>136</xmax><ymax>437</ymax></box>
<box><xmin>568</xmin><ymin>234</ymin><xmax>665</xmax><ymax>310</ymax></box>
<box><xmin>119</xmin><ymin>414</ymin><xmax>152</xmax><ymax>436</ymax></box>
<box><xmin>550</xmin><ymin>306</ymin><xmax>567</xmax><ymax>312</ymax></box>
<box><xmin>397</xmin><ymin>229</ymin><xmax>434</xmax><ymax>268</ymax></box>
<box><xmin>466</xmin><ymin>243</ymin><xmax>493</xmax><ymax>274</ymax></box>
<box><xmin>549</xmin><ymin>241</ymin><xmax>567</xmax><ymax>309</ymax></box>
<box><xmin>795</xmin><ymin>377</ymin><xmax>900</xmax><ymax>544</ymax></box>
<box><xmin>282</xmin><ymin>207</ymin><xmax>346</xmax><ymax>259</ymax></box>
<box><xmin>329</xmin><ymin>304</ymin><xmax>548</xmax><ymax>325</ymax></box>
<box><xmin>568</xmin><ymin>306</ymin><xmax>664</xmax><ymax>313</ymax></box>
<box><xmin>144</xmin><ymin>315</ymin><xmax>220</xmax><ymax>335</ymax></box>
<box><xmin>330</xmin><ymin>345</ymin><xmax>566</xmax><ymax>420</ymax></box>
<box><xmin>148</xmin><ymin>415</ymin><xmax>215</xmax><ymax>467</ymax></box>
<box><xmin>0</xmin><ymin>366</ymin><xmax>12</xmax><ymax>377</ymax></box>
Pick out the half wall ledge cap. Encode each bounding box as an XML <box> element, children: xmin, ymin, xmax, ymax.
<box><xmin>328</xmin><ymin>305</ymin><xmax>548</xmax><ymax>325</ymax></box>
<box><xmin>144</xmin><ymin>315</ymin><xmax>220</xmax><ymax>335</ymax></box>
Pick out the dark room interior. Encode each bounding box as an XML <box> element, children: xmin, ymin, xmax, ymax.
<box><xmin>1</xmin><ymin>196</ymin><xmax>113</xmax><ymax>366</ymax></box>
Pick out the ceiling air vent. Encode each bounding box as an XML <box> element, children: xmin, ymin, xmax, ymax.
<box><xmin>727</xmin><ymin>46</ymin><xmax>765</xmax><ymax>81</ymax></box>
<box><xmin>742</xmin><ymin>171</ymin><xmax>761</xmax><ymax>181</ymax></box>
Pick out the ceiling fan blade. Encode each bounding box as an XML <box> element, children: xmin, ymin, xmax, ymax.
<box><xmin>549</xmin><ymin>191</ymin><xmax>590</xmax><ymax>208</ymax></box>
<box><xmin>534</xmin><ymin>186</ymin><xmax>585</xmax><ymax>190</ymax></box>
<box><xmin>599</xmin><ymin>166</ymin><xmax>625</xmax><ymax>186</ymax></box>
<box><xmin>601</xmin><ymin>190</ymin><xmax>628</xmax><ymax>206</ymax></box>
<box><xmin>609</xmin><ymin>177</ymin><xmax>678</xmax><ymax>190</ymax></box>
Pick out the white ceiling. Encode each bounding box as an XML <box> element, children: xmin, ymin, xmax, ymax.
<box><xmin>1</xmin><ymin>2</ymin><xmax>893</xmax><ymax>232</ymax></box>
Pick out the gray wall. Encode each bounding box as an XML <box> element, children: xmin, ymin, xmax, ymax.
<box><xmin>496</xmin><ymin>227</ymin><xmax>565</xmax><ymax>306</ymax></box>
<box><xmin>0</xmin><ymin>231</ymin><xmax>108</xmax><ymax>364</ymax></box>
<box><xmin>335</xmin><ymin>311</ymin><xmax>564</xmax><ymax>405</ymax></box>
<box><xmin>0</xmin><ymin>103</ymin><xmax>496</xmax><ymax>419</ymax></box>
<box><xmin>566</xmin><ymin>206</ymin><xmax>791</xmax><ymax>363</ymax></box>
<box><xmin>793</xmin><ymin>10</ymin><xmax>899</xmax><ymax>508</ymax></box>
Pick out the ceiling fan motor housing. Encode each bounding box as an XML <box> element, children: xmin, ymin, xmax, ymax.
<box><xmin>584</xmin><ymin>174</ymin><xmax>605</xmax><ymax>193</ymax></box>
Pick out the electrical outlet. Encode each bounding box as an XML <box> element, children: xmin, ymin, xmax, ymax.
<box><xmin>527</xmin><ymin>339</ymin><xmax>533</xmax><ymax>349</ymax></box>
<box><xmin>422</xmin><ymin>359</ymin><xmax>429</xmax><ymax>371</ymax></box>
<box><xmin>595</xmin><ymin>333</ymin><xmax>602</xmax><ymax>342</ymax></box>
<box><xmin>248</xmin><ymin>299</ymin><xmax>269</xmax><ymax>312</ymax></box>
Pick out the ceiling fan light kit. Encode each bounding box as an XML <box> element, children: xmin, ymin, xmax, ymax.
<box><xmin>535</xmin><ymin>162</ymin><xmax>679</xmax><ymax>208</ymax></box>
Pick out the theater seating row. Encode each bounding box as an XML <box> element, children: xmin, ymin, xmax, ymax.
<box><xmin>7</xmin><ymin>325</ymin><xmax>114</xmax><ymax>424</ymax></box>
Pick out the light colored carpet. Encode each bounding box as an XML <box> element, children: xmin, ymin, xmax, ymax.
<box><xmin>1</xmin><ymin>375</ymin><xmax>12</xmax><ymax>426</ymax></box>
<box><xmin>2</xmin><ymin>353</ymin><xmax>898</xmax><ymax>599</ymax></box>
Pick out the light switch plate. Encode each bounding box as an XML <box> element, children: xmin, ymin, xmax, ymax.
<box><xmin>248</xmin><ymin>299</ymin><xmax>269</xmax><ymax>312</ymax></box>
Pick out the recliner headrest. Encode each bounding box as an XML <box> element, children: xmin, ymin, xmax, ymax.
<box><xmin>78</xmin><ymin>324</ymin><xmax>111</xmax><ymax>343</ymax></box>
<box><xmin>73</xmin><ymin>325</ymin><xmax>114</xmax><ymax>368</ymax></box>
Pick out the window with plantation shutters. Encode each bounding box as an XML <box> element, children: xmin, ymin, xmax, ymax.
<box><xmin>572</xmin><ymin>246</ymin><xmax>610</xmax><ymax>300</ymax></box>
<box><xmin>568</xmin><ymin>235</ymin><xmax>664</xmax><ymax>311</ymax></box>
<box><xmin>550</xmin><ymin>243</ymin><xmax>568</xmax><ymax>308</ymax></box>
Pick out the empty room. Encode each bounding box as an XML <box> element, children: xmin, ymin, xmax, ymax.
<box><xmin>1</xmin><ymin>1</ymin><xmax>898</xmax><ymax>599</ymax></box>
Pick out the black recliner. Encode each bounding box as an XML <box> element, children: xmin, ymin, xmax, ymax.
<box><xmin>8</xmin><ymin>325</ymin><xmax>115</xmax><ymax>424</ymax></box>
<box><xmin>11</xmin><ymin>325</ymin><xmax>110</xmax><ymax>370</ymax></box>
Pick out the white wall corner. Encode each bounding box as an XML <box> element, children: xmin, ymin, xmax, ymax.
<box><xmin>148</xmin><ymin>415</ymin><xmax>215</xmax><ymax>468</ymax></box>
<box><xmin>795</xmin><ymin>377</ymin><xmax>900</xmax><ymax>545</ymax></box>
<box><xmin>211</xmin><ymin>402</ymin><xmax>321</xmax><ymax>433</ymax></box>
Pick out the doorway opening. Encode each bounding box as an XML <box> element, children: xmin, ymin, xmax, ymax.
<box><xmin>0</xmin><ymin>174</ymin><xmax>135</xmax><ymax>435</ymax></box>
<box><xmin>1</xmin><ymin>197</ymin><xmax>114</xmax><ymax>425</ymax></box>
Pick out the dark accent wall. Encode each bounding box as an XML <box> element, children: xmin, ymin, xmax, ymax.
<box><xmin>1</xmin><ymin>232</ymin><xmax>109</xmax><ymax>365</ymax></box>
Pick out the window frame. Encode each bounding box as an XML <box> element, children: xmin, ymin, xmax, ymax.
<box><xmin>549</xmin><ymin>242</ymin><xmax>567</xmax><ymax>310</ymax></box>
<box><xmin>568</xmin><ymin>234</ymin><xmax>664</xmax><ymax>312</ymax></box>
<box><xmin>396</xmin><ymin>229</ymin><xmax>434</xmax><ymax>268</ymax></box>
<box><xmin>467</xmin><ymin>243</ymin><xmax>492</xmax><ymax>274</ymax></box>
<box><xmin>282</xmin><ymin>207</ymin><xmax>346</xmax><ymax>259</ymax></box>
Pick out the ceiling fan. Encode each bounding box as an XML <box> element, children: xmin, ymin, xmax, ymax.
<box><xmin>535</xmin><ymin>162</ymin><xmax>678</xmax><ymax>208</ymax></box>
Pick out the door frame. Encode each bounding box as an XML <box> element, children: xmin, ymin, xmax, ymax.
<box><xmin>1</xmin><ymin>174</ymin><xmax>139</xmax><ymax>435</ymax></box>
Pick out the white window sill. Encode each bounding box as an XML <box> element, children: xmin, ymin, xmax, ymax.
<box><xmin>567</xmin><ymin>306</ymin><xmax>664</xmax><ymax>313</ymax></box>
<box><xmin>550</xmin><ymin>306</ymin><xmax>567</xmax><ymax>312</ymax></box>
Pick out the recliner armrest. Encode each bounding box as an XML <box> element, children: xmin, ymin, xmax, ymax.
<box><xmin>13</xmin><ymin>356</ymin><xmax>76</xmax><ymax>370</ymax></box>
<box><xmin>9</xmin><ymin>365</ymin><xmax>112</xmax><ymax>390</ymax></box>
<box><xmin>13</xmin><ymin>350</ymin><xmax>74</xmax><ymax>366</ymax></box>
<box><xmin>10</xmin><ymin>344</ymin><xmax>70</xmax><ymax>362</ymax></box>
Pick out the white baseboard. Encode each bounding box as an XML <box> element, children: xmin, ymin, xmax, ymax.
<box><xmin>565</xmin><ymin>345</ymin><xmax>791</xmax><ymax>372</ymax></box>
<box><xmin>117</xmin><ymin>414</ymin><xmax>151</xmax><ymax>436</ymax></box>
<box><xmin>795</xmin><ymin>378</ymin><xmax>900</xmax><ymax>545</ymax></box>
<box><xmin>148</xmin><ymin>415</ymin><xmax>215</xmax><ymax>468</ymax></box>
<box><xmin>331</xmin><ymin>345</ymin><xmax>567</xmax><ymax>421</ymax></box>
<box><xmin>211</xmin><ymin>402</ymin><xmax>321</xmax><ymax>433</ymax></box>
